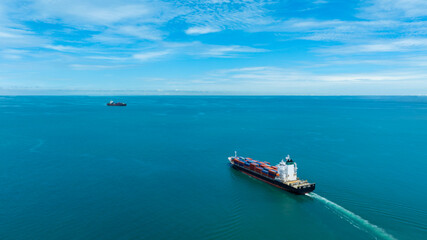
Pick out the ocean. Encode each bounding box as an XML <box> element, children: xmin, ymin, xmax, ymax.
<box><xmin>0</xmin><ymin>96</ymin><xmax>426</xmax><ymax>239</ymax></box>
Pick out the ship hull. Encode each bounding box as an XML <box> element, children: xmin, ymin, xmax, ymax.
<box><xmin>231</xmin><ymin>164</ymin><xmax>315</xmax><ymax>195</ymax></box>
<box><xmin>107</xmin><ymin>103</ymin><xmax>127</xmax><ymax>106</ymax></box>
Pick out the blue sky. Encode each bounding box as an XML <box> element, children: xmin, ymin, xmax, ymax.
<box><xmin>1</xmin><ymin>0</ymin><xmax>427</xmax><ymax>95</ymax></box>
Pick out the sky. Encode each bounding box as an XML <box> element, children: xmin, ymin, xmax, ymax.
<box><xmin>1</xmin><ymin>0</ymin><xmax>427</xmax><ymax>95</ymax></box>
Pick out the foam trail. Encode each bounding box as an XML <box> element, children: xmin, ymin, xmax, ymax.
<box><xmin>307</xmin><ymin>193</ymin><xmax>396</xmax><ymax>240</ymax></box>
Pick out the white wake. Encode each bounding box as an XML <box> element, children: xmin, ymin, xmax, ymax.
<box><xmin>307</xmin><ymin>193</ymin><xmax>396</xmax><ymax>240</ymax></box>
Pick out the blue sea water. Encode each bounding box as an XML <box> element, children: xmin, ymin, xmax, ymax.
<box><xmin>0</xmin><ymin>96</ymin><xmax>426</xmax><ymax>240</ymax></box>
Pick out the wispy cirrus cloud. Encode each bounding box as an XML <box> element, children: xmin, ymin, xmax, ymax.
<box><xmin>3</xmin><ymin>0</ymin><xmax>184</xmax><ymax>46</ymax></box>
<box><xmin>259</xmin><ymin>18</ymin><xmax>427</xmax><ymax>43</ymax></box>
<box><xmin>182</xmin><ymin>0</ymin><xmax>276</xmax><ymax>35</ymax></box>
<box><xmin>205</xmin><ymin>65</ymin><xmax>427</xmax><ymax>83</ymax></box>
<box><xmin>25</xmin><ymin>0</ymin><xmax>180</xmax><ymax>27</ymax></box>
<box><xmin>197</xmin><ymin>45</ymin><xmax>267</xmax><ymax>57</ymax></box>
<box><xmin>1</xmin><ymin>0</ymin><xmax>427</xmax><ymax>94</ymax></box>
<box><xmin>1</xmin><ymin>49</ymin><xmax>29</xmax><ymax>60</ymax></box>
<box><xmin>133</xmin><ymin>50</ymin><xmax>172</xmax><ymax>61</ymax></box>
<box><xmin>359</xmin><ymin>0</ymin><xmax>427</xmax><ymax>19</ymax></box>
<box><xmin>90</xmin><ymin>25</ymin><xmax>165</xmax><ymax>44</ymax></box>
<box><xmin>2</xmin><ymin>0</ymin><xmax>425</xmax><ymax>54</ymax></box>
<box><xmin>317</xmin><ymin>38</ymin><xmax>427</xmax><ymax>54</ymax></box>
<box><xmin>87</xmin><ymin>42</ymin><xmax>267</xmax><ymax>63</ymax></box>
<box><xmin>185</xmin><ymin>26</ymin><xmax>222</xmax><ymax>35</ymax></box>
<box><xmin>0</xmin><ymin>27</ymin><xmax>49</xmax><ymax>48</ymax></box>
<box><xmin>70</xmin><ymin>64</ymin><xmax>129</xmax><ymax>70</ymax></box>
<box><xmin>43</xmin><ymin>44</ymin><xmax>80</xmax><ymax>52</ymax></box>
<box><xmin>180</xmin><ymin>64</ymin><xmax>427</xmax><ymax>94</ymax></box>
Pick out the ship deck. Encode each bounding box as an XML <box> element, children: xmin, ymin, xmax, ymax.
<box><xmin>230</xmin><ymin>162</ymin><xmax>315</xmax><ymax>194</ymax></box>
<box><xmin>285</xmin><ymin>180</ymin><xmax>313</xmax><ymax>188</ymax></box>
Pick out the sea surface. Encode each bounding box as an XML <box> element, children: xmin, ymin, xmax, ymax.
<box><xmin>0</xmin><ymin>96</ymin><xmax>426</xmax><ymax>240</ymax></box>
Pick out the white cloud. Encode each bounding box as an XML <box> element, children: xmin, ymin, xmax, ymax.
<box><xmin>44</xmin><ymin>44</ymin><xmax>79</xmax><ymax>52</ymax></box>
<box><xmin>89</xmin><ymin>34</ymin><xmax>135</xmax><ymax>45</ymax></box>
<box><xmin>129</xmin><ymin>42</ymin><xmax>266</xmax><ymax>61</ymax></box>
<box><xmin>259</xmin><ymin>19</ymin><xmax>404</xmax><ymax>42</ymax></box>
<box><xmin>206</xmin><ymin>65</ymin><xmax>427</xmax><ymax>83</ymax></box>
<box><xmin>180</xmin><ymin>0</ymin><xmax>275</xmax><ymax>34</ymax></box>
<box><xmin>0</xmin><ymin>27</ymin><xmax>48</xmax><ymax>48</ymax></box>
<box><xmin>80</xmin><ymin>41</ymin><xmax>266</xmax><ymax>63</ymax></box>
<box><xmin>206</xmin><ymin>0</ymin><xmax>231</xmax><ymax>3</ymax></box>
<box><xmin>360</xmin><ymin>0</ymin><xmax>427</xmax><ymax>19</ymax></box>
<box><xmin>3</xmin><ymin>0</ymin><xmax>273</xmax><ymax>42</ymax></box>
<box><xmin>86</xmin><ymin>56</ymin><xmax>128</xmax><ymax>61</ymax></box>
<box><xmin>198</xmin><ymin>45</ymin><xmax>267</xmax><ymax>57</ymax></box>
<box><xmin>3</xmin><ymin>0</ymin><xmax>184</xmax><ymax>45</ymax></box>
<box><xmin>181</xmin><ymin>65</ymin><xmax>427</xmax><ymax>94</ymax></box>
<box><xmin>1</xmin><ymin>49</ymin><xmax>28</xmax><ymax>59</ymax></box>
<box><xmin>222</xmin><ymin>66</ymin><xmax>307</xmax><ymax>82</ymax></box>
<box><xmin>91</xmin><ymin>25</ymin><xmax>165</xmax><ymax>43</ymax></box>
<box><xmin>70</xmin><ymin>64</ymin><xmax>127</xmax><ymax>70</ymax></box>
<box><xmin>317</xmin><ymin>38</ymin><xmax>427</xmax><ymax>54</ymax></box>
<box><xmin>185</xmin><ymin>26</ymin><xmax>222</xmax><ymax>35</ymax></box>
<box><xmin>186</xmin><ymin>42</ymin><xmax>267</xmax><ymax>58</ymax></box>
<box><xmin>112</xmin><ymin>25</ymin><xmax>164</xmax><ymax>40</ymax></box>
<box><xmin>1</xmin><ymin>0</ymin><xmax>427</xmax><ymax>95</ymax></box>
<box><xmin>132</xmin><ymin>50</ymin><xmax>172</xmax><ymax>61</ymax></box>
<box><xmin>27</xmin><ymin>0</ymin><xmax>179</xmax><ymax>27</ymax></box>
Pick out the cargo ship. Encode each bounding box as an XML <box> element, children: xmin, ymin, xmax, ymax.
<box><xmin>229</xmin><ymin>153</ymin><xmax>315</xmax><ymax>195</ymax></box>
<box><xmin>107</xmin><ymin>101</ymin><xmax>126</xmax><ymax>106</ymax></box>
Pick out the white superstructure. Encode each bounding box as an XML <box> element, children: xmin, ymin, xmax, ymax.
<box><xmin>277</xmin><ymin>155</ymin><xmax>298</xmax><ymax>182</ymax></box>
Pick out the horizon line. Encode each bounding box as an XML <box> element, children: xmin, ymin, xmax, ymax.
<box><xmin>1</xmin><ymin>94</ymin><xmax>427</xmax><ymax>97</ymax></box>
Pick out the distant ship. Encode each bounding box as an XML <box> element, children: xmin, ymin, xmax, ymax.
<box><xmin>107</xmin><ymin>101</ymin><xmax>127</xmax><ymax>106</ymax></box>
<box><xmin>229</xmin><ymin>152</ymin><xmax>315</xmax><ymax>195</ymax></box>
